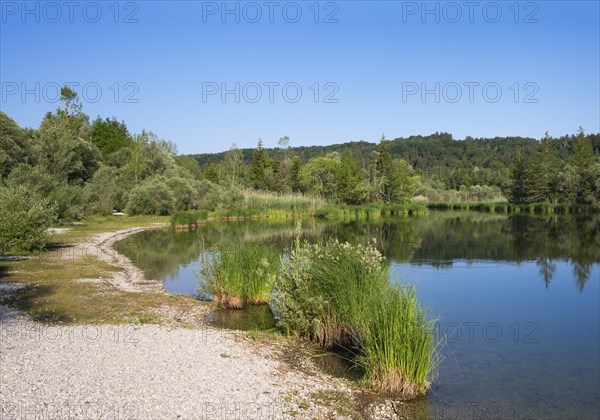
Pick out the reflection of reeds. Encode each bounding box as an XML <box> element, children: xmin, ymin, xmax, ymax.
<box><xmin>272</xmin><ymin>237</ymin><xmax>438</xmax><ymax>397</ymax></box>
<box><xmin>199</xmin><ymin>243</ymin><xmax>279</xmax><ymax>309</ymax></box>
<box><xmin>427</xmin><ymin>201</ymin><xmax>600</xmax><ymax>214</ymax></box>
<box><xmin>315</xmin><ymin>204</ymin><xmax>428</xmax><ymax>220</ymax></box>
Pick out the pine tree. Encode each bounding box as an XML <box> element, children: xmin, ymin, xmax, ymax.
<box><xmin>508</xmin><ymin>153</ymin><xmax>532</xmax><ymax>204</ymax></box>
<box><xmin>571</xmin><ymin>127</ymin><xmax>595</xmax><ymax>204</ymax></box>
<box><xmin>370</xmin><ymin>135</ymin><xmax>393</xmax><ymax>202</ymax></box>
<box><xmin>250</xmin><ymin>138</ymin><xmax>269</xmax><ymax>190</ymax></box>
<box><xmin>530</xmin><ymin>132</ymin><xmax>560</xmax><ymax>203</ymax></box>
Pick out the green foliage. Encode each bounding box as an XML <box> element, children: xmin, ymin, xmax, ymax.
<box><xmin>299</xmin><ymin>154</ymin><xmax>341</xmax><ymax>200</ymax></box>
<box><xmin>359</xmin><ymin>286</ymin><xmax>436</xmax><ymax>396</ymax></box>
<box><xmin>90</xmin><ymin>117</ymin><xmax>132</xmax><ymax>156</ymax></box>
<box><xmin>571</xmin><ymin>128</ymin><xmax>597</xmax><ymax>205</ymax></box>
<box><xmin>5</xmin><ymin>164</ymin><xmax>84</xmax><ymax>221</ymax></box>
<box><xmin>529</xmin><ymin>132</ymin><xmax>561</xmax><ymax>203</ymax></box>
<box><xmin>386</xmin><ymin>159</ymin><xmax>416</xmax><ymax>204</ymax></box>
<box><xmin>272</xmin><ymin>236</ymin><xmax>437</xmax><ymax>396</ymax></box>
<box><xmin>250</xmin><ymin>139</ymin><xmax>270</xmax><ymax>189</ymax></box>
<box><xmin>165</xmin><ymin>177</ymin><xmax>196</xmax><ymax>211</ymax></box>
<box><xmin>195</xmin><ymin>179</ymin><xmax>221</xmax><ymax>211</ymax></box>
<box><xmin>223</xmin><ymin>144</ymin><xmax>244</xmax><ymax>188</ymax></box>
<box><xmin>170</xmin><ymin>210</ymin><xmax>207</xmax><ymax>228</ymax></box>
<box><xmin>0</xmin><ymin>184</ymin><xmax>57</xmax><ymax>254</ymax></box>
<box><xmin>508</xmin><ymin>154</ymin><xmax>532</xmax><ymax>204</ymax></box>
<box><xmin>84</xmin><ymin>166</ymin><xmax>119</xmax><ymax>215</ymax></box>
<box><xmin>0</xmin><ymin>112</ymin><xmax>29</xmax><ymax>178</ymax></box>
<box><xmin>199</xmin><ymin>243</ymin><xmax>279</xmax><ymax>308</ymax></box>
<box><xmin>338</xmin><ymin>151</ymin><xmax>368</xmax><ymax>204</ymax></box>
<box><xmin>34</xmin><ymin>113</ymin><xmax>99</xmax><ymax>183</ymax></box>
<box><xmin>126</xmin><ymin>177</ymin><xmax>175</xmax><ymax>215</ymax></box>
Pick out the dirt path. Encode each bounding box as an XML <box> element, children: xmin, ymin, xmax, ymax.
<box><xmin>63</xmin><ymin>226</ymin><xmax>165</xmax><ymax>293</ymax></box>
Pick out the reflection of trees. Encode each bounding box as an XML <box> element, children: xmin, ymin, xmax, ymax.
<box><xmin>113</xmin><ymin>220</ymin><xmax>328</xmax><ymax>281</ymax></box>
<box><xmin>326</xmin><ymin>212</ymin><xmax>599</xmax><ymax>292</ymax></box>
<box><xmin>537</xmin><ymin>258</ymin><xmax>556</xmax><ymax>288</ymax></box>
<box><xmin>573</xmin><ymin>263</ymin><xmax>592</xmax><ymax>293</ymax></box>
<box><xmin>115</xmin><ymin>213</ymin><xmax>599</xmax><ymax>293</ymax></box>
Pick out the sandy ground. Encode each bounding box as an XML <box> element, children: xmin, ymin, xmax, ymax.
<box><xmin>60</xmin><ymin>226</ymin><xmax>165</xmax><ymax>293</ymax></box>
<box><xmin>0</xmin><ymin>228</ymin><xmax>375</xmax><ymax>419</ymax></box>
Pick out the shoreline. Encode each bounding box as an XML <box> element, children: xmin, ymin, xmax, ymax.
<box><xmin>1</xmin><ymin>222</ymin><xmax>396</xmax><ymax>418</ymax></box>
<box><xmin>64</xmin><ymin>225</ymin><xmax>166</xmax><ymax>293</ymax></box>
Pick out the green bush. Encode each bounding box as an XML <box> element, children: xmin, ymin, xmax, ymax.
<box><xmin>165</xmin><ymin>177</ymin><xmax>195</xmax><ymax>211</ymax></box>
<box><xmin>0</xmin><ymin>184</ymin><xmax>57</xmax><ymax>254</ymax></box>
<box><xmin>125</xmin><ymin>177</ymin><xmax>175</xmax><ymax>215</ymax></box>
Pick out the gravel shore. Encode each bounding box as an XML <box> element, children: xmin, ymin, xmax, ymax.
<box><xmin>0</xmin><ymin>228</ymin><xmax>396</xmax><ymax>419</ymax></box>
<box><xmin>1</xmin><ymin>304</ymin><xmax>357</xmax><ymax>419</ymax></box>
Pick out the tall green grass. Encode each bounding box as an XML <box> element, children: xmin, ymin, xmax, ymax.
<box><xmin>358</xmin><ymin>286</ymin><xmax>437</xmax><ymax>396</ymax></box>
<box><xmin>199</xmin><ymin>243</ymin><xmax>279</xmax><ymax>309</ymax></box>
<box><xmin>271</xmin><ymin>234</ymin><xmax>438</xmax><ymax>397</ymax></box>
<box><xmin>315</xmin><ymin>203</ymin><xmax>427</xmax><ymax>220</ymax></box>
<box><xmin>170</xmin><ymin>210</ymin><xmax>208</xmax><ymax>229</ymax></box>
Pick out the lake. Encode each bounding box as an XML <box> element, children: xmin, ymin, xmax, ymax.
<box><xmin>114</xmin><ymin>211</ymin><xmax>600</xmax><ymax>419</ymax></box>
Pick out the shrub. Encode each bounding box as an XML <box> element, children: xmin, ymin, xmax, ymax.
<box><xmin>0</xmin><ymin>184</ymin><xmax>57</xmax><ymax>253</ymax></box>
<box><xmin>165</xmin><ymin>177</ymin><xmax>195</xmax><ymax>211</ymax></box>
<box><xmin>126</xmin><ymin>177</ymin><xmax>175</xmax><ymax>215</ymax></box>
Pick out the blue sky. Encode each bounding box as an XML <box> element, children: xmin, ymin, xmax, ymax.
<box><xmin>1</xmin><ymin>0</ymin><xmax>599</xmax><ymax>154</ymax></box>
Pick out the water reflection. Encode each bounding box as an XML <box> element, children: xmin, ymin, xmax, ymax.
<box><xmin>114</xmin><ymin>212</ymin><xmax>600</xmax><ymax>419</ymax></box>
<box><xmin>114</xmin><ymin>212</ymin><xmax>600</xmax><ymax>292</ymax></box>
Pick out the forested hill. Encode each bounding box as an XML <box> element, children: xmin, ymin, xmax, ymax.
<box><xmin>190</xmin><ymin>132</ymin><xmax>600</xmax><ymax>175</ymax></box>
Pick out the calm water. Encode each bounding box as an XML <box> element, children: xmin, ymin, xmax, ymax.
<box><xmin>114</xmin><ymin>212</ymin><xmax>600</xmax><ymax>419</ymax></box>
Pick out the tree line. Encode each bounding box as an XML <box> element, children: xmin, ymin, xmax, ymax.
<box><xmin>1</xmin><ymin>86</ymin><xmax>599</xmax><ymax>252</ymax></box>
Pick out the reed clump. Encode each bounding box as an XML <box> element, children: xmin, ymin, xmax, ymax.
<box><xmin>271</xmin><ymin>235</ymin><xmax>437</xmax><ymax>397</ymax></box>
<box><xmin>199</xmin><ymin>243</ymin><xmax>279</xmax><ymax>309</ymax></box>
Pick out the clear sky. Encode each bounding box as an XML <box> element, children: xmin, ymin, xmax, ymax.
<box><xmin>1</xmin><ymin>0</ymin><xmax>599</xmax><ymax>154</ymax></box>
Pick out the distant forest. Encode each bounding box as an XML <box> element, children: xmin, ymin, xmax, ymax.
<box><xmin>191</xmin><ymin>132</ymin><xmax>600</xmax><ymax>204</ymax></box>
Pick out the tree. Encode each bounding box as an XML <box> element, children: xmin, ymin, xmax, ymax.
<box><xmin>387</xmin><ymin>159</ymin><xmax>416</xmax><ymax>204</ymax></box>
<box><xmin>224</xmin><ymin>143</ymin><xmax>243</xmax><ymax>187</ymax></box>
<box><xmin>299</xmin><ymin>154</ymin><xmax>341</xmax><ymax>200</ymax></box>
<box><xmin>165</xmin><ymin>177</ymin><xmax>196</xmax><ymax>211</ymax></box>
<box><xmin>84</xmin><ymin>166</ymin><xmax>119</xmax><ymax>215</ymax></box>
<box><xmin>90</xmin><ymin>117</ymin><xmax>132</xmax><ymax>156</ymax></box>
<box><xmin>60</xmin><ymin>86</ymin><xmax>82</xmax><ymax>117</ymax></box>
<box><xmin>508</xmin><ymin>154</ymin><xmax>532</xmax><ymax>204</ymax></box>
<box><xmin>529</xmin><ymin>132</ymin><xmax>561</xmax><ymax>203</ymax></box>
<box><xmin>337</xmin><ymin>151</ymin><xmax>368</xmax><ymax>204</ymax></box>
<box><xmin>570</xmin><ymin>127</ymin><xmax>596</xmax><ymax>204</ymax></box>
<box><xmin>0</xmin><ymin>112</ymin><xmax>29</xmax><ymax>178</ymax></box>
<box><xmin>370</xmin><ymin>136</ymin><xmax>393</xmax><ymax>202</ymax></box>
<box><xmin>33</xmin><ymin>113</ymin><xmax>100</xmax><ymax>184</ymax></box>
<box><xmin>123</xmin><ymin>132</ymin><xmax>148</xmax><ymax>187</ymax></box>
<box><xmin>250</xmin><ymin>139</ymin><xmax>269</xmax><ymax>189</ymax></box>
<box><xmin>278</xmin><ymin>135</ymin><xmax>290</xmax><ymax>160</ymax></box>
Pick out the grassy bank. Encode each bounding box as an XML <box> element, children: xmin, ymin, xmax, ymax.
<box><xmin>0</xmin><ymin>215</ymin><xmax>209</xmax><ymax>326</ymax></box>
